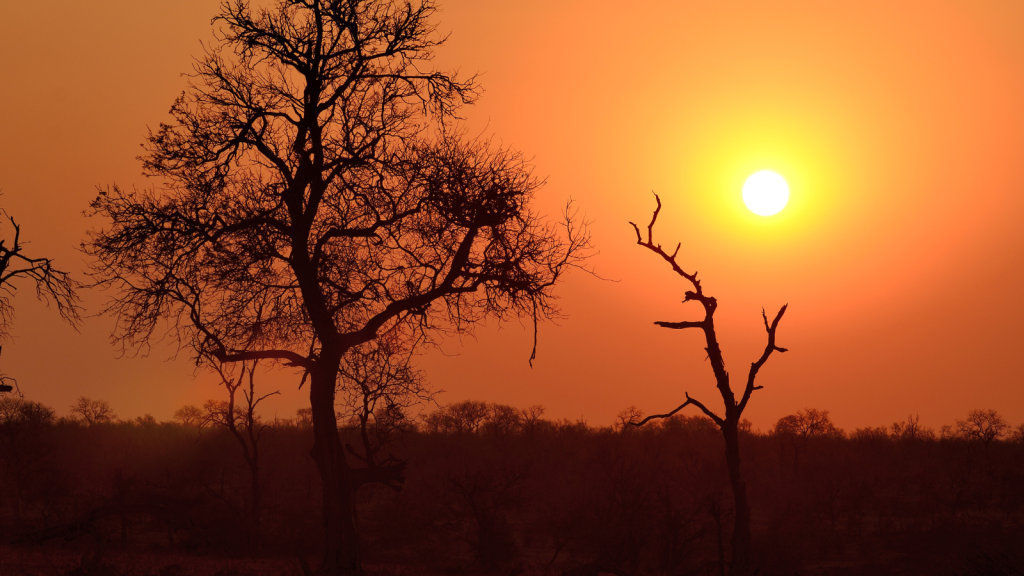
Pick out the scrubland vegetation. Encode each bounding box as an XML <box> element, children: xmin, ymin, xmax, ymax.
<box><xmin>1</xmin><ymin>397</ymin><xmax>1022</xmax><ymax>576</ymax></box>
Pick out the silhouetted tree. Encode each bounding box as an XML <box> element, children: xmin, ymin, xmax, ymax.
<box><xmin>616</xmin><ymin>406</ymin><xmax>645</xmax><ymax>432</ymax></box>
<box><xmin>773</xmin><ymin>408</ymin><xmax>842</xmax><ymax>473</ymax></box>
<box><xmin>955</xmin><ymin>409</ymin><xmax>1008</xmax><ymax>450</ymax></box>
<box><xmin>773</xmin><ymin>408</ymin><xmax>840</xmax><ymax>438</ymax></box>
<box><xmin>422</xmin><ymin>401</ymin><xmax>547</xmax><ymax>437</ymax></box>
<box><xmin>133</xmin><ymin>414</ymin><xmax>158</xmax><ymax>426</ymax></box>
<box><xmin>850</xmin><ymin>425</ymin><xmax>889</xmax><ymax>442</ymax></box>
<box><xmin>172</xmin><ymin>404</ymin><xmax>205</xmax><ymax>428</ymax></box>
<box><xmin>423</xmin><ymin>401</ymin><xmax>492</xmax><ymax>435</ymax></box>
<box><xmin>520</xmin><ymin>405</ymin><xmax>545</xmax><ymax>434</ymax></box>
<box><xmin>890</xmin><ymin>413</ymin><xmax>934</xmax><ymax>441</ymax></box>
<box><xmin>486</xmin><ymin>403</ymin><xmax>524</xmax><ymax>436</ymax></box>
<box><xmin>628</xmin><ymin>194</ymin><xmax>787</xmax><ymax>576</ymax></box>
<box><xmin>68</xmin><ymin>397</ymin><xmax>116</xmax><ymax>426</ymax></box>
<box><xmin>84</xmin><ymin>0</ymin><xmax>587</xmax><ymax>572</ymax></box>
<box><xmin>0</xmin><ymin>207</ymin><xmax>81</xmax><ymax>343</ymax></box>
<box><xmin>1010</xmin><ymin>423</ymin><xmax>1024</xmax><ymax>443</ymax></box>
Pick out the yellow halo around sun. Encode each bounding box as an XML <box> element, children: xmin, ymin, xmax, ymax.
<box><xmin>742</xmin><ymin>171</ymin><xmax>789</xmax><ymax>216</ymax></box>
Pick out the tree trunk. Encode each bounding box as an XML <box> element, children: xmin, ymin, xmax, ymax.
<box><xmin>722</xmin><ymin>422</ymin><xmax>752</xmax><ymax>576</ymax></box>
<box><xmin>309</xmin><ymin>361</ymin><xmax>361</xmax><ymax>575</ymax></box>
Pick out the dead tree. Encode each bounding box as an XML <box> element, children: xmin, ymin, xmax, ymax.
<box><xmin>629</xmin><ymin>194</ymin><xmax>787</xmax><ymax>576</ymax></box>
<box><xmin>84</xmin><ymin>1</ymin><xmax>589</xmax><ymax>572</ymax></box>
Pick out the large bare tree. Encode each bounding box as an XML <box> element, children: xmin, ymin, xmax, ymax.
<box><xmin>629</xmin><ymin>194</ymin><xmax>787</xmax><ymax>576</ymax></box>
<box><xmin>85</xmin><ymin>1</ymin><xmax>587</xmax><ymax>573</ymax></box>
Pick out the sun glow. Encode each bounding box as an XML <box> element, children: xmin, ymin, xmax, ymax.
<box><xmin>742</xmin><ymin>171</ymin><xmax>790</xmax><ymax>216</ymax></box>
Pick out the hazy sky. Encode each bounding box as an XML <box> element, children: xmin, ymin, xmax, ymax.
<box><xmin>1</xmin><ymin>0</ymin><xmax>1023</xmax><ymax>430</ymax></box>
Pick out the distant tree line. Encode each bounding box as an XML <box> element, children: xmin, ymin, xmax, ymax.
<box><xmin>1</xmin><ymin>396</ymin><xmax>1023</xmax><ymax>575</ymax></box>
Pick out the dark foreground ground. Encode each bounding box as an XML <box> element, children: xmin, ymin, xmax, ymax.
<box><xmin>0</xmin><ymin>547</ymin><xmax>299</xmax><ymax>576</ymax></box>
<box><xmin>3</xmin><ymin>533</ymin><xmax>1024</xmax><ymax>576</ymax></box>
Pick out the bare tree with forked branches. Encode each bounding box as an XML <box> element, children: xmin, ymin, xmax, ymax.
<box><xmin>628</xmin><ymin>193</ymin><xmax>787</xmax><ymax>576</ymax></box>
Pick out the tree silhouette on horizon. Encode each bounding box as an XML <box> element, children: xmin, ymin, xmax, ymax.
<box><xmin>84</xmin><ymin>0</ymin><xmax>588</xmax><ymax>573</ymax></box>
<box><xmin>629</xmin><ymin>193</ymin><xmax>788</xmax><ymax>576</ymax></box>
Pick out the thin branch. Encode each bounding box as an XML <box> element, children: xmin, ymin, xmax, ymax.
<box><xmin>654</xmin><ymin>320</ymin><xmax>706</xmax><ymax>330</ymax></box>
<box><xmin>215</xmin><ymin>348</ymin><xmax>313</xmax><ymax>369</ymax></box>
<box><xmin>629</xmin><ymin>192</ymin><xmax>704</xmax><ymax>297</ymax></box>
<box><xmin>632</xmin><ymin>392</ymin><xmax>724</xmax><ymax>428</ymax></box>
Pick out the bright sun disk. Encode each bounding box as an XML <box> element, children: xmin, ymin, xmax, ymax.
<box><xmin>742</xmin><ymin>171</ymin><xmax>789</xmax><ymax>216</ymax></box>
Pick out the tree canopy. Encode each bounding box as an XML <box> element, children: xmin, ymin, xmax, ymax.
<box><xmin>86</xmin><ymin>0</ymin><xmax>586</xmax><ymax>370</ymax></box>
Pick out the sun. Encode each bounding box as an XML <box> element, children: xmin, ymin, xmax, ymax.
<box><xmin>742</xmin><ymin>171</ymin><xmax>789</xmax><ymax>216</ymax></box>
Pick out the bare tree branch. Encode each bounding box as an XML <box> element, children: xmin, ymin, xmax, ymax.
<box><xmin>632</xmin><ymin>392</ymin><xmax>724</xmax><ymax>427</ymax></box>
<box><xmin>654</xmin><ymin>320</ymin><xmax>706</xmax><ymax>330</ymax></box>
<box><xmin>738</xmin><ymin>305</ymin><xmax>788</xmax><ymax>413</ymax></box>
<box><xmin>0</xmin><ymin>210</ymin><xmax>82</xmax><ymax>340</ymax></box>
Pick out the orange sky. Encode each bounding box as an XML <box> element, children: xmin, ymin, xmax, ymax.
<box><xmin>1</xmin><ymin>0</ymin><xmax>1023</xmax><ymax>431</ymax></box>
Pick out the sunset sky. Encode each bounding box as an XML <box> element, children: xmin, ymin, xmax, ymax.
<box><xmin>1</xmin><ymin>0</ymin><xmax>1023</xmax><ymax>431</ymax></box>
